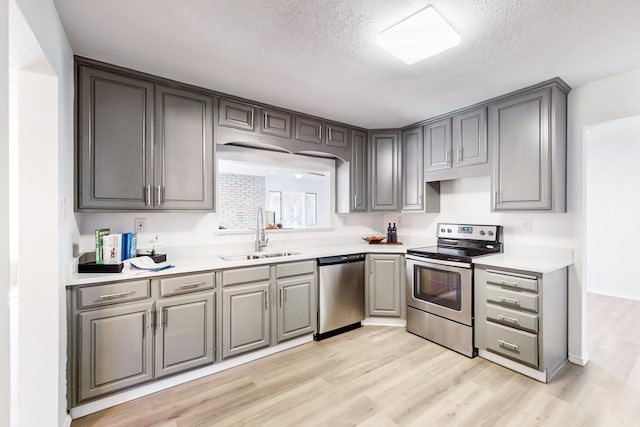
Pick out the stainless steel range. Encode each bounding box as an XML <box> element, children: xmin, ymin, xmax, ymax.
<box><xmin>406</xmin><ymin>223</ymin><xmax>503</xmax><ymax>357</ymax></box>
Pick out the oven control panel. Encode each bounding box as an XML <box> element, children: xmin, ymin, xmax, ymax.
<box><xmin>437</xmin><ymin>223</ymin><xmax>501</xmax><ymax>242</ymax></box>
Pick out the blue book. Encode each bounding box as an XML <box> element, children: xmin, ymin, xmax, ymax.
<box><xmin>121</xmin><ymin>233</ymin><xmax>130</xmax><ymax>261</ymax></box>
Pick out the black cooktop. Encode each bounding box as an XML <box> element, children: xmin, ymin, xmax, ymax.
<box><xmin>407</xmin><ymin>245</ymin><xmax>498</xmax><ymax>263</ymax></box>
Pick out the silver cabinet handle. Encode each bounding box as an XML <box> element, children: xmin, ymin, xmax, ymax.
<box><xmin>99</xmin><ymin>290</ymin><xmax>134</xmax><ymax>300</ymax></box>
<box><xmin>498</xmin><ymin>339</ymin><xmax>519</xmax><ymax>351</ymax></box>
<box><xmin>499</xmin><ymin>296</ymin><xmax>520</xmax><ymax>305</ymax></box>
<box><xmin>264</xmin><ymin>290</ymin><xmax>268</xmax><ymax>311</ymax></box>
<box><xmin>157</xmin><ymin>308</ymin><xmax>163</xmax><ymax>329</ymax></box>
<box><xmin>263</xmin><ymin>112</ymin><xmax>268</xmax><ymax>128</ymax></box>
<box><xmin>501</xmin><ymin>280</ymin><xmax>519</xmax><ymax>287</ymax></box>
<box><xmin>250</xmin><ymin>109</ymin><xmax>254</xmax><ymax>128</ymax></box>
<box><xmin>457</xmin><ymin>148</ymin><xmax>462</xmax><ymax>163</ymax></box>
<box><xmin>445</xmin><ymin>150</ymin><xmax>450</xmax><ymax>164</ymax></box>
<box><xmin>178</xmin><ymin>281</ymin><xmax>205</xmax><ymax>290</ymax></box>
<box><xmin>146</xmin><ymin>310</ymin><xmax>151</xmax><ymax>332</ymax></box>
<box><xmin>318</xmin><ymin>125</ymin><xmax>322</xmax><ymax>140</ymax></box>
<box><xmin>163</xmin><ymin>308</ymin><xmax>168</xmax><ymax>328</ymax></box>
<box><xmin>156</xmin><ymin>185</ymin><xmax>163</xmax><ymax>205</ymax></box>
<box><xmin>145</xmin><ymin>185</ymin><xmax>151</xmax><ymax>206</ymax></box>
<box><xmin>353</xmin><ymin>194</ymin><xmax>357</xmax><ymax>207</ymax></box>
<box><xmin>498</xmin><ymin>314</ymin><xmax>519</xmax><ymax>324</ymax></box>
<box><xmin>328</xmin><ymin>127</ymin><xmax>333</xmax><ymax>141</ymax></box>
<box><xmin>279</xmin><ymin>289</ymin><xmax>283</xmax><ymax>307</ymax></box>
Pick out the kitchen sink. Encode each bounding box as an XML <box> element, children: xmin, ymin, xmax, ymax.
<box><xmin>219</xmin><ymin>251</ymin><xmax>301</xmax><ymax>261</ymax></box>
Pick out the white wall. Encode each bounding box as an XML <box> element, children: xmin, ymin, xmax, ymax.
<box><xmin>11</xmin><ymin>0</ymin><xmax>75</xmax><ymax>426</ymax></box>
<box><xmin>1</xmin><ymin>0</ymin><xmax>11</xmax><ymax>424</ymax></box>
<box><xmin>585</xmin><ymin>115</ymin><xmax>640</xmax><ymax>300</ymax></box>
<box><xmin>566</xmin><ymin>66</ymin><xmax>640</xmax><ymax>365</ymax></box>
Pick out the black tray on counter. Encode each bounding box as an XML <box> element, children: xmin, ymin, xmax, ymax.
<box><xmin>78</xmin><ymin>262</ymin><xmax>124</xmax><ymax>273</ymax></box>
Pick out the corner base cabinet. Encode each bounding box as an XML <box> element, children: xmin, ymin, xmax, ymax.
<box><xmin>474</xmin><ymin>265</ymin><xmax>568</xmax><ymax>382</ymax></box>
<box><xmin>366</xmin><ymin>254</ymin><xmax>405</xmax><ymax>318</ymax></box>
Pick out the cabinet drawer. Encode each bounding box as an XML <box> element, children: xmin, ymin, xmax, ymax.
<box><xmin>486</xmin><ymin>285</ymin><xmax>538</xmax><ymax>313</ymax></box>
<box><xmin>159</xmin><ymin>273</ymin><xmax>215</xmax><ymax>297</ymax></box>
<box><xmin>222</xmin><ymin>266</ymin><xmax>271</xmax><ymax>286</ymax></box>
<box><xmin>486</xmin><ymin>269</ymin><xmax>538</xmax><ymax>292</ymax></box>
<box><xmin>276</xmin><ymin>260</ymin><xmax>315</xmax><ymax>279</ymax></box>
<box><xmin>78</xmin><ymin>279</ymin><xmax>150</xmax><ymax>309</ymax></box>
<box><xmin>486</xmin><ymin>303</ymin><xmax>538</xmax><ymax>333</ymax></box>
<box><xmin>485</xmin><ymin>321</ymin><xmax>538</xmax><ymax>368</ymax></box>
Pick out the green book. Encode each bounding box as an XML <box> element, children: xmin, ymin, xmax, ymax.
<box><xmin>95</xmin><ymin>228</ymin><xmax>110</xmax><ymax>264</ymax></box>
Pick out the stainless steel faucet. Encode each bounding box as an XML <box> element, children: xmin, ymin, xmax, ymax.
<box><xmin>254</xmin><ymin>207</ymin><xmax>268</xmax><ymax>252</ymax></box>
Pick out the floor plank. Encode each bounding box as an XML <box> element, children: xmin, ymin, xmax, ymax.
<box><xmin>72</xmin><ymin>293</ymin><xmax>640</xmax><ymax>426</ymax></box>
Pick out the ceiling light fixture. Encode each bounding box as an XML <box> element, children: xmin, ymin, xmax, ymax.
<box><xmin>376</xmin><ymin>6</ymin><xmax>461</xmax><ymax>65</ymax></box>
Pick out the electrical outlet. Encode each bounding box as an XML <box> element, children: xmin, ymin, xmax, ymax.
<box><xmin>522</xmin><ymin>218</ymin><xmax>532</xmax><ymax>233</ymax></box>
<box><xmin>135</xmin><ymin>218</ymin><xmax>146</xmax><ymax>233</ymax></box>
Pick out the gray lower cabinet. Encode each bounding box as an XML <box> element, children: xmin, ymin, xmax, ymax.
<box><xmin>424</xmin><ymin>118</ymin><xmax>452</xmax><ymax>172</ymax></box>
<box><xmin>350</xmin><ymin>130</ymin><xmax>367</xmax><ymax>212</ymax></box>
<box><xmin>366</xmin><ymin>254</ymin><xmax>404</xmax><ymax>318</ymax></box>
<box><xmin>155</xmin><ymin>85</ymin><xmax>214</xmax><ymax>210</ymax></box>
<box><xmin>77</xmin><ymin>66</ymin><xmax>154</xmax><ymax>210</ymax></box>
<box><xmin>276</xmin><ymin>274</ymin><xmax>316</xmax><ymax>342</ymax></box>
<box><xmin>369</xmin><ymin>131</ymin><xmax>400</xmax><ymax>211</ymax></box>
<box><xmin>490</xmin><ymin>84</ymin><xmax>567</xmax><ymax>212</ymax></box>
<box><xmin>474</xmin><ymin>265</ymin><xmax>567</xmax><ymax>382</ymax></box>
<box><xmin>154</xmin><ymin>291</ymin><xmax>215</xmax><ymax>378</ymax></box>
<box><xmin>77</xmin><ymin>300</ymin><xmax>154</xmax><ymax>402</ymax></box>
<box><xmin>222</xmin><ymin>281</ymin><xmax>271</xmax><ymax>359</ymax></box>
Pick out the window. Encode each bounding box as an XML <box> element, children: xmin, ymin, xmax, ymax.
<box><xmin>269</xmin><ymin>192</ymin><xmax>318</xmax><ymax>228</ymax></box>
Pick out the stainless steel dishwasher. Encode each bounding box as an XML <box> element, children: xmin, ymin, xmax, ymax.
<box><xmin>314</xmin><ymin>253</ymin><xmax>366</xmax><ymax>340</ymax></box>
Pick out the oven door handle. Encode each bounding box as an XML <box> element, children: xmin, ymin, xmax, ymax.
<box><xmin>406</xmin><ymin>255</ymin><xmax>471</xmax><ymax>269</ymax></box>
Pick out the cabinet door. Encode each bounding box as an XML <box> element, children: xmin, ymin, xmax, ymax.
<box><xmin>295</xmin><ymin>117</ymin><xmax>323</xmax><ymax>144</ymax></box>
<box><xmin>277</xmin><ymin>274</ymin><xmax>316</xmax><ymax>342</ymax></box>
<box><xmin>491</xmin><ymin>88</ymin><xmax>551</xmax><ymax>211</ymax></box>
<box><xmin>425</xmin><ymin>118</ymin><xmax>452</xmax><ymax>172</ymax></box>
<box><xmin>261</xmin><ymin>108</ymin><xmax>292</xmax><ymax>138</ymax></box>
<box><xmin>350</xmin><ymin>130</ymin><xmax>367</xmax><ymax>212</ymax></box>
<box><xmin>78</xmin><ymin>66</ymin><xmax>154</xmax><ymax>210</ymax></box>
<box><xmin>77</xmin><ymin>301</ymin><xmax>154</xmax><ymax>402</ymax></box>
<box><xmin>222</xmin><ymin>282</ymin><xmax>270</xmax><ymax>359</ymax></box>
<box><xmin>155</xmin><ymin>291</ymin><xmax>215</xmax><ymax>378</ymax></box>
<box><xmin>401</xmin><ymin>127</ymin><xmax>424</xmax><ymax>211</ymax></box>
<box><xmin>369</xmin><ymin>132</ymin><xmax>400</xmax><ymax>211</ymax></box>
<box><xmin>326</xmin><ymin>124</ymin><xmax>349</xmax><ymax>149</ymax></box>
<box><xmin>368</xmin><ymin>254</ymin><xmax>402</xmax><ymax>317</ymax></box>
<box><xmin>218</xmin><ymin>98</ymin><xmax>256</xmax><ymax>131</ymax></box>
<box><xmin>453</xmin><ymin>107</ymin><xmax>488</xmax><ymax>167</ymax></box>
<box><xmin>154</xmin><ymin>86</ymin><xmax>214</xmax><ymax>210</ymax></box>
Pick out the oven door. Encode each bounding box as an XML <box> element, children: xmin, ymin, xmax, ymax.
<box><xmin>406</xmin><ymin>255</ymin><xmax>473</xmax><ymax>326</ymax></box>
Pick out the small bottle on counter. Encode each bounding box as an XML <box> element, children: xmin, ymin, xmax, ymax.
<box><xmin>387</xmin><ymin>223</ymin><xmax>392</xmax><ymax>242</ymax></box>
<box><xmin>391</xmin><ymin>223</ymin><xmax>397</xmax><ymax>242</ymax></box>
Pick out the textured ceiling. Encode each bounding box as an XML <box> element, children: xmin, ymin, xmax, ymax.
<box><xmin>53</xmin><ymin>0</ymin><xmax>640</xmax><ymax>128</ymax></box>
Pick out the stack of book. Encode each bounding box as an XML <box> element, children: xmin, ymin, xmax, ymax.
<box><xmin>95</xmin><ymin>228</ymin><xmax>138</xmax><ymax>264</ymax></box>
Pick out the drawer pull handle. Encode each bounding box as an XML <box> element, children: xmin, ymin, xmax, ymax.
<box><xmin>498</xmin><ymin>339</ymin><xmax>519</xmax><ymax>351</ymax></box>
<box><xmin>99</xmin><ymin>291</ymin><xmax>135</xmax><ymax>300</ymax></box>
<box><xmin>499</xmin><ymin>296</ymin><xmax>520</xmax><ymax>305</ymax></box>
<box><xmin>501</xmin><ymin>280</ymin><xmax>519</xmax><ymax>287</ymax></box>
<box><xmin>498</xmin><ymin>314</ymin><xmax>519</xmax><ymax>324</ymax></box>
<box><xmin>178</xmin><ymin>281</ymin><xmax>206</xmax><ymax>290</ymax></box>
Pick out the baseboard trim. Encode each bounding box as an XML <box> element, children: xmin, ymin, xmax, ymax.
<box><xmin>588</xmin><ymin>289</ymin><xmax>640</xmax><ymax>301</ymax></box>
<box><xmin>478</xmin><ymin>349</ymin><xmax>548</xmax><ymax>383</ymax></box>
<box><xmin>569</xmin><ymin>352</ymin><xmax>589</xmax><ymax>366</ymax></box>
<box><xmin>70</xmin><ymin>334</ymin><xmax>313</xmax><ymax>419</ymax></box>
<box><xmin>63</xmin><ymin>413</ymin><xmax>72</xmax><ymax>427</ymax></box>
<box><xmin>362</xmin><ymin>317</ymin><xmax>406</xmax><ymax>327</ymax></box>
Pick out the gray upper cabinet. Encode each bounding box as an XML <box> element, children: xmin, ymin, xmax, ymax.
<box><xmin>490</xmin><ymin>84</ymin><xmax>567</xmax><ymax>212</ymax></box>
<box><xmin>453</xmin><ymin>106</ymin><xmax>488</xmax><ymax>168</ymax></box>
<box><xmin>276</xmin><ymin>274</ymin><xmax>316</xmax><ymax>342</ymax></box>
<box><xmin>261</xmin><ymin>108</ymin><xmax>292</xmax><ymax>138</ymax></box>
<box><xmin>326</xmin><ymin>124</ymin><xmax>349</xmax><ymax>149</ymax></box>
<box><xmin>424</xmin><ymin>118</ymin><xmax>452</xmax><ymax>172</ymax></box>
<box><xmin>295</xmin><ymin>117</ymin><xmax>323</xmax><ymax>144</ymax></box>
<box><xmin>350</xmin><ymin>130</ymin><xmax>367</xmax><ymax>212</ymax></box>
<box><xmin>401</xmin><ymin>127</ymin><xmax>424</xmax><ymax>211</ymax></box>
<box><xmin>222</xmin><ymin>281</ymin><xmax>271</xmax><ymax>359</ymax></box>
<box><xmin>218</xmin><ymin>98</ymin><xmax>256</xmax><ymax>131</ymax></box>
<box><xmin>154</xmin><ymin>291</ymin><xmax>215</xmax><ymax>378</ymax></box>
<box><xmin>77</xmin><ymin>66</ymin><xmax>154</xmax><ymax>210</ymax></box>
<box><xmin>154</xmin><ymin>85</ymin><xmax>214</xmax><ymax>210</ymax></box>
<box><xmin>77</xmin><ymin>300</ymin><xmax>154</xmax><ymax>402</ymax></box>
<box><xmin>369</xmin><ymin>132</ymin><xmax>400</xmax><ymax>211</ymax></box>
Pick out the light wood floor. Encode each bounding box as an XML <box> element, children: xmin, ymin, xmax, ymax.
<box><xmin>72</xmin><ymin>293</ymin><xmax>640</xmax><ymax>426</ymax></box>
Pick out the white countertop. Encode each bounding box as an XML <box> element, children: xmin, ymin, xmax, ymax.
<box><xmin>473</xmin><ymin>250</ymin><xmax>573</xmax><ymax>274</ymax></box>
<box><xmin>67</xmin><ymin>242</ymin><xmax>411</xmax><ymax>287</ymax></box>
